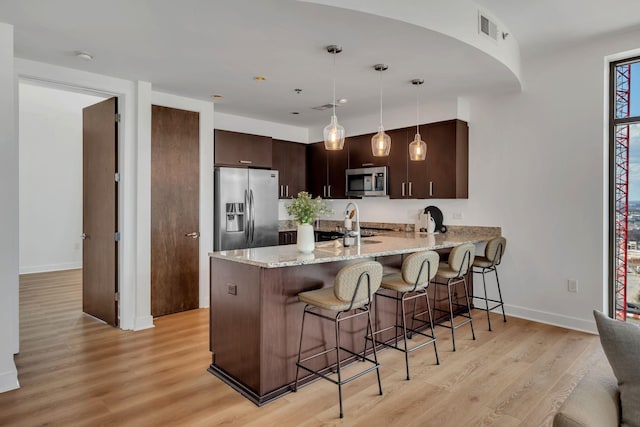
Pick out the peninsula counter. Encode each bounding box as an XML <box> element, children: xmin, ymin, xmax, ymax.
<box><xmin>208</xmin><ymin>226</ymin><xmax>501</xmax><ymax>405</ymax></box>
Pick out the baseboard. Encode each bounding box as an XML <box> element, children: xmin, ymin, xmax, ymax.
<box><xmin>133</xmin><ymin>315</ymin><xmax>155</xmax><ymax>331</ymax></box>
<box><xmin>19</xmin><ymin>262</ymin><xmax>82</xmax><ymax>275</ymax></box>
<box><xmin>0</xmin><ymin>363</ymin><xmax>19</xmax><ymax>394</ymax></box>
<box><xmin>504</xmin><ymin>304</ymin><xmax>598</xmax><ymax>334</ymax></box>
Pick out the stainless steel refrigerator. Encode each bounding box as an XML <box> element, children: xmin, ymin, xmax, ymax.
<box><xmin>214</xmin><ymin>167</ymin><xmax>279</xmax><ymax>251</ymax></box>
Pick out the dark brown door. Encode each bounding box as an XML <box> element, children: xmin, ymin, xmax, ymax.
<box><xmin>82</xmin><ymin>97</ymin><xmax>118</xmax><ymax>326</ymax></box>
<box><xmin>347</xmin><ymin>134</ymin><xmax>388</xmax><ymax>169</ymax></box>
<box><xmin>151</xmin><ymin>105</ymin><xmax>200</xmax><ymax>317</ymax></box>
<box><xmin>214</xmin><ymin>129</ymin><xmax>272</xmax><ymax>168</ymax></box>
<box><xmin>326</xmin><ymin>146</ymin><xmax>348</xmax><ymax>199</ymax></box>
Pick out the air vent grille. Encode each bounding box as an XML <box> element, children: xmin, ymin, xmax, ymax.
<box><xmin>478</xmin><ymin>12</ymin><xmax>498</xmax><ymax>41</ymax></box>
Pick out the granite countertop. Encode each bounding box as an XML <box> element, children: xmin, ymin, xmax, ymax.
<box><xmin>210</xmin><ymin>226</ymin><xmax>501</xmax><ymax>268</ymax></box>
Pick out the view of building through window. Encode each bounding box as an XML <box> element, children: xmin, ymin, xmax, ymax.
<box><xmin>614</xmin><ymin>60</ymin><xmax>640</xmax><ymax>321</ymax></box>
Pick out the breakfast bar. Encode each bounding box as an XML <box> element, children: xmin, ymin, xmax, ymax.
<box><xmin>208</xmin><ymin>226</ymin><xmax>501</xmax><ymax>405</ymax></box>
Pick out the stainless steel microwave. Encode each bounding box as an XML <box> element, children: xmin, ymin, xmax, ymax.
<box><xmin>345</xmin><ymin>166</ymin><xmax>388</xmax><ymax>197</ymax></box>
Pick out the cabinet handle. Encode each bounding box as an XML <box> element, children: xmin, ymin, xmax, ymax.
<box><xmin>285</xmin><ymin>185</ymin><xmax>289</xmax><ymax>197</ymax></box>
<box><xmin>408</xmin><ymin>182</ymin><xmax>413</xmax><ymax>197</ymax></box>
<box><xmin>362</xmin><ymin>163</ymin><xmax>374</xmax><ymax>167</ymax></box>
<box><xmin>429</xmin><ymin>181</ymin><xmax>433</xmax><ymax>197</ymax></box>
<box><xmin>323</xmin><ymin>185</ymin><xmax>327</xmax><ymax>198</ymax></box>
<box><xmin>239</xmin><ymin>160</ymin><xmax>252</xmax><ymax>164</ymax></box>
<box><xmin>280</xmin><ymin>185</ymin><xmax>283</xmax><ymax>198</ymax></box>
<box><xmin>402</xmin><ymin>182</ymin><xmax>406</xmax><ymax>197</ymax></box>
<box><xmin>328</xmin><ymin>185</ymin><xmax>332</xmax><ymax>198</ymax></box>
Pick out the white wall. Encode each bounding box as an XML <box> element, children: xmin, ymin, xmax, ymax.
<box><xmin>0</xmin><ymin>22</ymin><xmax>19</xmax><ymax>393</ymax></box>
<box><xmin>18</xmin><ymin>82</ymin><xmax>105</xmax><ymax>274</ymax></box>
<box><xmin>215</xmin><ymin>112</ymin><xmax>309</xmax><ymax>143</ymax></box>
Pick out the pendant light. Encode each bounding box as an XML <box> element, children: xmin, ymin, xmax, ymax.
<box><xmin>409</xmin><ymin>79</ymin><xmax>427</xmax><ymax>161</ymax></box>
<box><xmin>323</xmin><ymin>45</ymin><xmax>345</xmax><ymax>150</ymax></box>
<box><xmin>371</xmin><ymin>64</ymin><xmax>391</xmax><ymax>157</ymax></box>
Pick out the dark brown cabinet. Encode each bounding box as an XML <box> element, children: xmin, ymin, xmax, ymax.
<box><xmin>389</xmin><ymin>120</ymin><xmax>468</xmax><ymax>199</ymax></box>
<box><xmin>278</xmin><ymin>230</ymin><xmax>297</xmax><ymax>245</ymax></box>
<box><xmin>214</xmin><ymin>129</ymin><xmax>272</xmax><ymax>168</ymax></box>
<box><xmin>307</xmin><ymin>142</ymin><xmax>348</xmax><ymax>199</ymax></box>
<box><xmin>347</xmin><ymin>134</ymin><xmax>389</xmax><ymax>169</ymax></box>
<box><xmin>272</xmin><ymin>139</ymin><xmax>306</xmax><ymax>199</ymax></box>
<box><xmin>422</xmin><ymin>119</ymin><xmax>468</xmax><ymax>199</ymax></box>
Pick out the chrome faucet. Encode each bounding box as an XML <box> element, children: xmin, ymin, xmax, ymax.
<box><xmin>344</xmin><ymin>202</ymin><xmax>361</xmax><ymax>247</ymax></box>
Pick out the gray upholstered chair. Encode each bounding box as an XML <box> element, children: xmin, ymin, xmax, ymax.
<box><xmin>432</xmin><ymin>243</ymin><xmax>476</xmax><ymax>351</ymax></box>
<box><xmin>472</xmin><ymin>236</ymin><xmax>507</xmax><ymax>331</ymax></box>
<box><xmin>294</xmin><ymin>260</ymin><xmax>384</xmax><ymax>419</ymax></box>
<box><xmin>370</xmin><ymin>251</ymin><xmax>440</xmax><ymax>380</ymax></box>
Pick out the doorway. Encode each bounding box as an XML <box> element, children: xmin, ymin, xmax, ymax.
<box><xmin>18</xmin><ymin>81</ymin><xmax>119</xmax><ymax>326</ymax></box>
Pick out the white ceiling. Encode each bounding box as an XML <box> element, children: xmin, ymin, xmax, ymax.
<box><xmin>2</xmin><ymin>0</ymin><xmax>639</xmax><ymax>128</ymax></box>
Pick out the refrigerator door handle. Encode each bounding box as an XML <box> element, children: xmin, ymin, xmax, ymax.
<box><xmin>249</xmin><ymin>189</ymin><xmax>255</xmax><ymax>243</ymax></box>
<box><xmin>244</xmin><ymin>189</ymin><xmax>250</xmax><ymax>243</ymax></box>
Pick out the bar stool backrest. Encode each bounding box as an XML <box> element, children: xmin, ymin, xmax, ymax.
<box><xmin>334</xmin><ymin>261</ymin><xmax>383</xmax><ymax>308</ymax></box>
<box><xmin>449</xmin><ymin>243</ymin><xmax>475</xmax><ymax>277</ymax></box>
<box><xmin>485</xmin><ymin>237</ymin><xmax>506</xmax><ymax>266</ymax></box>
<box><xmin>402</xmin><ymin>251</ymin><xmax>439</xmax><ymax>289</ymax></box>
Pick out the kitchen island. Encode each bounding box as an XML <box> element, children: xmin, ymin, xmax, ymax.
<box><xmin>208</xmin><ymin>226</ymin><xmax>501</xmax><ymax>405</ymax></box>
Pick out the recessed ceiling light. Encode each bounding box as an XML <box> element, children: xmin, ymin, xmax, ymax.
<box><xmin>337</xmin><ymin>98</ymin><xmax>348</xmax><ymax>104</ymax></box>
<box><xmin>75</xmin><ymin>51</ymin><xmax>93</xmax><ymax>61</ymax></box>
<box><xmin>254</xmin><ymin>76</ymin><xmax>266</xmax><ymax>81</ymax></box>
<box><xmin>212</xmin><ymin>94</ymin><xmax>223</xmax><ymax>99</ymax></box>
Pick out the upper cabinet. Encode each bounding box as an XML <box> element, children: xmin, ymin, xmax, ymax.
<box><xmin>422</xmin><ymin>119</ymin><xmax>468</xmax><ymax>199</ymax></box>
<box><xmin>272</xmin><ymin>139</ymin><xmax>307</xmax><ymax>199</ymax></box>
<box><xmin>389</xmin><ymin>119</ymin><xmax>468</xmax><ymax>199</ymax></box>
<box><xmin>347</xmin><ymin>134</ymin><xmax>389</xmax><ymax>169</ymax></box>
<box><xmin>307</xmin><ymin>142</ymin><xmax>348</xmax><ymax>199</ymax></box>
<box><xmin>214</xmin><ymin>129</ymin><xmax>272</xmax><ymax>168</ymax></box>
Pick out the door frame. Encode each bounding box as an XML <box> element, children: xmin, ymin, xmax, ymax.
<box><xmin>15</xmin><ymin>59</ymin><xmax>216</xmax><ymax>333</ymax></box>
<box><xmin>16</xmin><ymin>65</ymin><xmax>137</xmax><ymax>330</ymax></box>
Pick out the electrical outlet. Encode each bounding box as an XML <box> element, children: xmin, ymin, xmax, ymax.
<box><xmin>452</xmin><ymin>212</ymin><xmax>463</xmax><ymax>220</ymax></box>
<box><xmin>568</xmin><ymin>279</ymin><xmax>578</xmax><ymax>293</ymax></box>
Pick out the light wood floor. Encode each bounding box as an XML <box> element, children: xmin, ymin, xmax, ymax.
<box><xmin>0</xmin><ymin>270</ymin><xmax>608</xmax><ymax>426</ymax></box>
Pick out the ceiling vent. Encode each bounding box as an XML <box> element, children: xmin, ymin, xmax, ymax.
<box><xmin>478</xmin><ymin>11</ymin><xmax>498</xmax><ymax>41</ymax></box>
<box><xmin>312</xmin><ymin>103</ymin><xmax>339</xmax><ymax>111</ymax></box>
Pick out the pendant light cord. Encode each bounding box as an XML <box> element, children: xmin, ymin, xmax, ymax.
<box><xmin>379</xmin><ymin>69</ymin><xmax>383</xmax><ymax>127</ymax></box>
<box><xmin>332</xmin><ymin>51</ymin><xmax>336</xmax><ymax>118</ymax></box>
<box><xmin>416</xmin><ymin>83</ymin><xmax>420</xmax><ymax>135</ymax></box>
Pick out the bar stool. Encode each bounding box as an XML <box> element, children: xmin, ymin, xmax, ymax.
<box><xmin>294</xmin><ymin>260</ymin><xmax>383</xmax><ymax>419</ymax></box>
<box><xmin>472</xmin><ymin>237</ymin><xmax>507</xmax><ymax>331</ymax></box>
<box><xmin>370</xmin><ymin>251</ymin><xmax>440</xmax><ymax>381</ymax></box>
<box><xmin>432</xmin><ymin>243</ymin><xmax>476</xmax><ymax>351</ymax></box>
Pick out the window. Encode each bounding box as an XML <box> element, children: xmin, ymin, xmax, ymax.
<box><xmin>610</xmin><ymin>57</ymin><xmax>640</xmax><ymax>321</ymax></box>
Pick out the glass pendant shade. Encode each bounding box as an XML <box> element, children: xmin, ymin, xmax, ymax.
<box><xmin>323</xmin><ymin>115</ymin><xmax>346</xmax><ymax>150</ymax></box>
<box><xmin>372</xmin><ymin>64</ymin><xmax>391</xmax><ymax>157</ymax></box>
<box><xmin>323</xmin><ymin>45</ymin><xmax>345</xmax><ymax>151</ymax></box>
<box><xmin>409</xmin><ymin>133</ymin><xmax>426</xmax><ymax>160</ymax></box>
<box><xmin>371</xmin><ymin>125</ymin><xmax>391</xmax><ymax>157</ymax></box>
